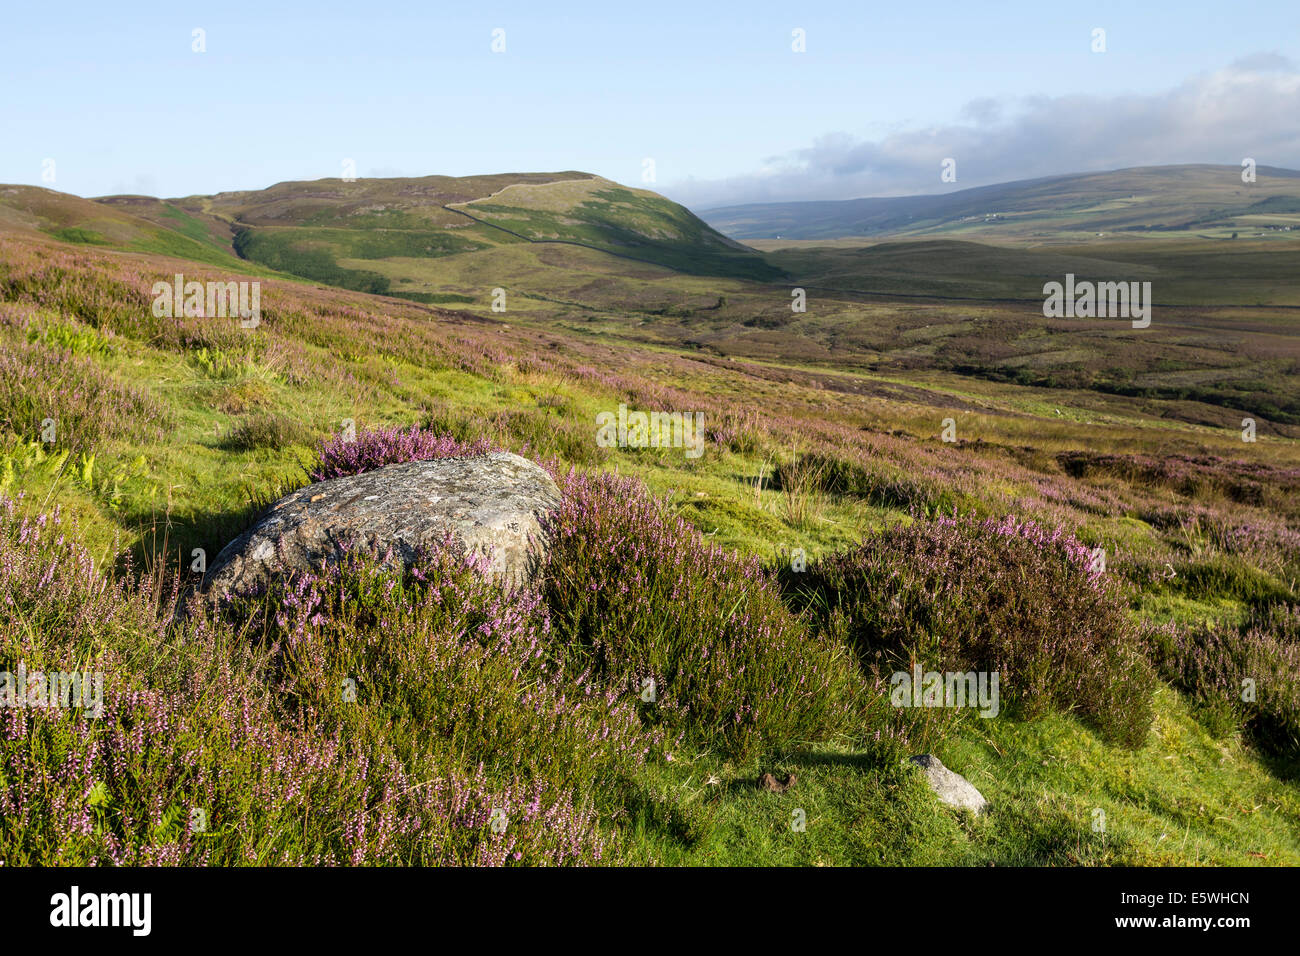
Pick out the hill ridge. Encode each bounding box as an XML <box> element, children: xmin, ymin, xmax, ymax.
<box><xmin>700</xmin><ymin>164</ymin><xmax>1300</xmax><ymax>242</ymax></box>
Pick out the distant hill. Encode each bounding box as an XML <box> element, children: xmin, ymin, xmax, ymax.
<box><xmin>0</xmin><ymin>172</ymin><xmax>780</xmax><ymax>297</ymax></box>
<box><xmin>700</xmin><ymin>165</ymin><xmax>1300</xmax><ymax>243</ymax></box>
<box><xmin>203</xmin><ymin>172</ymin><xmax>780</xmax><ymax>293</ymax></box>
<box><xmin>0</xmin><ymin>185</ymin><xmax>262</xmax><ymax>270</ymax></box>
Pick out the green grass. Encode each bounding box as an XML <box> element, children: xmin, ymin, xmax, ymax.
<box><xmin>619</xmin><ymin>687</ymin><xmax>1300</xmax><ymax>865</ymax></box>
<box><xmin>46</xmin><ymin>226</ymin><xmax>113</xmax><ymax>245</ymax></box>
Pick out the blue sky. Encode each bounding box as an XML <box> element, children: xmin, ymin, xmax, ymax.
<box><xmin>2</xmin><ymin>0</ymin><xmax>1297</xmax><ymax>207</ymax></box>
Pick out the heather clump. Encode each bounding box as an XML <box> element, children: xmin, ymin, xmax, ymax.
<box><xmin>0</xmin><ymin>337</ymin><xmax>171</xmax><ymax>449</ymax></box>
<box><xmin>0</xmin><ymin>251</ymin><xmax>156</xmax><ymax>340</ymax></box>
<box><xmin>1138</xmin><ymin>504</ymin><xmax>1300</xmax><ymax>582</ymax></box>
<box><xmin>540</xmin><ymin>469</ymin><xmax>864</xmax><ymax>757</ymax></box>
<box><xmin>1058</xmin><ymin>451</ymin><xmax>1300</xmax><ymax>516</ymax></box>
<box><xmin>310</xmin><ymin>424</ymin><xmax>495</xmax><ymax>481</ymax></box>
<box><xmin>1145</xmin><ymin>605</ymin><xmax>1300</xmax><ymax>760</ymax></box>
<box><xmin>222</xmin><ymin>541</ymin><xmax>652</xmax><ymax>788</ymax></box>
<box><xmin>786</xmin><ymin>513</ymin><xmax>1155</xmax><ymax>748</ymax></box>
<box><xmin>4</xmin><ymin>639</ymin><xmax>621</xmax><ymax>866</ymax></box>
<box><xmin>0</xmin><ymin>495</ymin><xmax>644</xmax><ymax>865</ymax></box>
<box><xmin>705</xmin><ymin>406</ymin><xmax>765</xmax><ymax>454</ymax></box>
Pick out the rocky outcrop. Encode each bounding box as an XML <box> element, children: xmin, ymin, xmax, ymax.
<box><xmin>203</xmin><ymin>452</ymin><xmax>561</xmax><ymax>597</ymax></box>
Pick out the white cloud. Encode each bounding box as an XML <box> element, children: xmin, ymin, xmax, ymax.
<box><xmin>668</xmin><ymin>57</ymin><xmax>1300</xmax><ymax>209</ymax></box>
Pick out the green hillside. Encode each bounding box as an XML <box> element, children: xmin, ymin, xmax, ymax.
<box><xmin>183</xmin><ymin>172</ymin><xmax>781</xmax><ymax>293</ymax></box>
<box><xmin>96</xmin><ymin>194</ymin><xmax>239</xmax><ymax>257</ymax></box>
<box><xmin>0</xmin><ymin>186</ymin><xmax>271</xmax><ymax>273</ymax></box>
<box><xmin>0</xmin><ymin>173</ymin><xmax>780</xmax><ymax>299</ymax></box>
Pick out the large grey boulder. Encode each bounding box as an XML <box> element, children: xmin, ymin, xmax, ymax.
<box><xmin>203</xmin><ymin>452</ymin><xmax>561</xmax><ymax>597</ymax></box>
<box><xmin>908</xmin><ymin>754</ymin><xmax>988</xmax><ymax>814</ymax></box>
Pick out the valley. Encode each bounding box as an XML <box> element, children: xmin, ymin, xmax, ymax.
<box><xmin>1</xmin><ymin>165</ymin><xmax>1298</xmax><ymax>868</ymax></box>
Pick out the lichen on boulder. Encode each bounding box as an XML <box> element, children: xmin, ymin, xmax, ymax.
<box><xmin>203</xmin><ymin>452</ymin><xmax>561</xmax><ymax>597</ymax></box>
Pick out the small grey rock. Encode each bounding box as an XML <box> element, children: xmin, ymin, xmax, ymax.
<box><xmin>908</xmin><ymin>753</ymin><xmax>988</xmax><ymax>814</ymax></box>
<box><xmin>203</xmin><ymin>452</ymin><xmax>560</xmax><ymax>598</ymax></box>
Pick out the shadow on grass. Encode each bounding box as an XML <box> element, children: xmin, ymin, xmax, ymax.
<box><xmin>111</xmin><ymin>491</ymin><xmax>279</xmax><ymax>582</ymax></box>
<box><xmin>1257</xmin><ymin>751</ymin><xmax>1300</xmax><ymax>784</ymax></box>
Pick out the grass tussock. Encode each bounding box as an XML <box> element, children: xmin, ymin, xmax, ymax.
<box><xmin>222</xmin><ymin>413</ymin><xmax>316</xmax><ymax>452</ymax></box>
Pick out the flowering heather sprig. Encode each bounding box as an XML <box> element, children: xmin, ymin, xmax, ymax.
<box><xmin>309</xmin><ymin>425</ymin><xmax>496</xmax><ymax>481</ymax></box>
<box><xmin>934</xmin><ymin>511</ymin><xmax>1102</xmax><ymax>583</ymax></box>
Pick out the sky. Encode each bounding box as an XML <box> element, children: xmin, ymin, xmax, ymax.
<box><xmin>2</xmin><ymin>0</ymin><xmax>1298</xmax><ymax>209</ymax></box>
